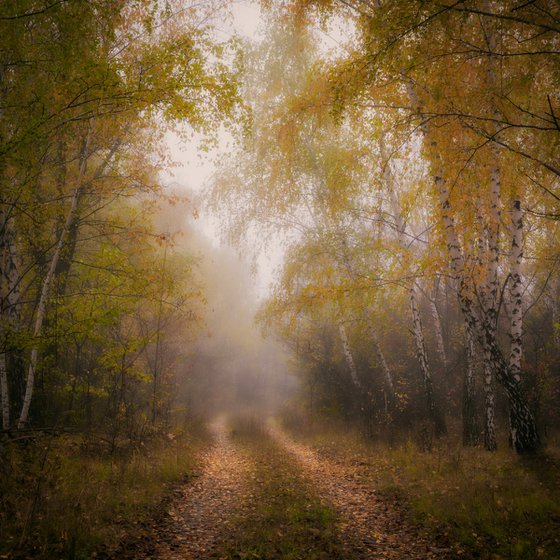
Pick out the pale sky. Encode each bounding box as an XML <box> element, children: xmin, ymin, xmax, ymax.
<box><xmin>162</xmin><ymin>1</ymin><xmax>281</xmax><ymax>299</ymax></box>
<box><xmin>162</xmin><ymin>2</ymin><xmax>354</xmax><ymax>298</ymax></box>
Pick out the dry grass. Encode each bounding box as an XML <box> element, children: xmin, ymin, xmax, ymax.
<box><xmin>291</xmin><ymin>421</ymin><xmax>560</xmax><ymax>560</ymax></box>
<box><xmin>0</xmin><ymin>427</ymin><xmax>208</xmax><ymax>559</ymax></box>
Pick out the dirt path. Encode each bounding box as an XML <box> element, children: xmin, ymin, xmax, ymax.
<box><xmin>269</xmin><ymin>422</ymin><xmax>459</xmax><ymax>559</ymax></box>
<box><xmin>103</xmin><ymin>418</ymin><xmax>462</xmax><ymax>559</ymax></box>
<box><xmin>149</xmin><ymin>417</ymin><xmax>253</xmax><ymax>560</ymax></box>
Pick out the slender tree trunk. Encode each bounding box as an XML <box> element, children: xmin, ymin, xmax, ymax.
<box><xmin>18</xmin><ymin>127</ymin><xmax>91</xmax><ymax>429</ymax></box>
<box><xmin>509</xmin><ymin>199</ymin><xmax>523</xmax><ymax>380</ymax></box>
<box><xmin>338</xmin><ymin>323</ymin><xmax>361</xmax><ymax>389</ymax></box>
<box><xmin>474</xmin><ymin>206</ymin><xmax>498</xmax><ymax>451</ymax></box>
<box><xmin>463</xmin><ymin>327</ymin><xmax>479</xmax><ymax>446</ymax></box>
<box><xmin>483</xmin><ymin>0</ymin><xmax>503</xmax><ymax>333</ymax></box>
<box><xmin>380</xmin><ymin>133</ymin><xmax>446</xmax><ymax>435</ymax></box>
<box><xmin>429</xmin><ymin>284</ymin><xmax>448</xmax><ymax>369</ymax></box>
<box><xmin>410</xmin><ymin>284</ymin><xmax>447</xmax><ymax>436</ymax></box>
<box><xmin>484</xmin><ymin>158</ymin><xmax>501</xmax><ymax>332</ymax></box>
<box><xmin>551</xmin><ymin>273</ymin><xmax>560</xmax><ymax>350</ymax></box>
<box><xmin>407</xmin><ymin>80</ymin><xmax>539</xmax><ymax>453</ymax></box>
<box><xmin>368</xmin><ymin>326</ymin><xmax>395</xmax><ymax>398</ymax></box>
<box><xmin>152</xmin><ymin>236</ymin><xmax>168</xmax><ymax>425</ymax></box>
<box><xmin>483</xmin><ymin>361</ymin><xmax>497</xmax><ymax>451</ymax></box>
<box><xmin>482</xmin><ymin>124</ymin><xmax>501</xmax><ymax>452</ymax></box>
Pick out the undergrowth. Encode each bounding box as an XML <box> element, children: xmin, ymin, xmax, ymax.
<box><xmin>215</xmin><ymin>415</ymin><xmax>350</xmax><ymax>560</ymax></box>
<box><xmin>291</xmin><ymin>420</ymin><xmax>560</xmax><ymax>560</ymax></box>
<box><xmin>0</xmin><ymin>425</ymin><xmax>208</xmax><ymax>560</ymax></box>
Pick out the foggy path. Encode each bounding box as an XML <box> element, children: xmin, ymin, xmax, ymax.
<box><xmin>268</xmin><ymin>421</ymin><xmax>456</xmax><ymax>560</ymax></box>
<box><xmin>153</xmin><ymin>417</ymin><xmax>254</xmax><ymax>560</ymax></box>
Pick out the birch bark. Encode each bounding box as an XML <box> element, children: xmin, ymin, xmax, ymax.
<box><xmin>552</xmin><ymin>274</ymin><xmax>560</xmax><ymax>349</ymax></box>
<box><xmin>336</xmin><ymin>233</ymin><xmax>396</xmax><ymax>400</ymax></box>
<box><xmin>483</xmin><ymin>361</ymin><xmax>497</xmax><ymax>451</ymax></box>
<box><xmin>410</xmin><ymin>284</ymin><xmax>446</xmax><ymax>435</ymax></box>
<box><xmin>440</xmin><ymin>178</ymin><xmax>538</xmax><ymax>452</ymax></box>
<box><xmin>17</xmin><ymin>127</ymin><xmax>91</xmax><ymax>429</ymax></box>
<box><xmin>475</xmin><ymin>204</ymin><xmax>498</xmax><ymax>451</ymax></box>
<box><xmin>406</xmin><ymin>80</ymin><xmax>539</xmax><ymax>452</ymax></box>
<box><xmin>429</xmin><ymin>289</ymin><xmax>448</xmax><ymax>369</ymax></box>
<box><xmin>509</xmin><ymin>199</ymin><xmax>523</xmax><ymax>381</ymax></box>
<box><xmin>368</xmin><ymin>325</ymin><xmax>395</xmax><ymax>398</ymax></box>
<box><xmin>0</xmin><ymin>354</ymin><xmax>8</xmax><ymax>429</ymax></box>
<box><xmin>338</xmin><ymin>323</ymin><xmax>361</xmax><ymax>389</ymax></box>
<box><xmin>463</xmin><ymin>327</ymin><xmax>479</xmax><ymax>446</ymax></box>
<box><xmin>380</xmin><ymin>133</ymin><xmax>446</xmax><ymax>435</ymax></box>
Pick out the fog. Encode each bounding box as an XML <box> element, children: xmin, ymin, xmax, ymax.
<box><xmin>153</xmin><ymin>189</ymin><xmax>296</xmax><ymax>423</ymax></box>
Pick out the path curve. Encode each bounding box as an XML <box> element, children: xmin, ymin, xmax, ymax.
<box><xmin>269</xmin><ymin>422</ymin><xmax>457</xmax><ymax>560</ymax></box>
<box><xmin>154</xmin><ymin>417</ymin><xmax>253</xmax><ymax>560</ymax></box>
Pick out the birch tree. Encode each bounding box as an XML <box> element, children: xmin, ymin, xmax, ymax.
<box><xmin>1</xmin><ymin>0</ymin><xmax>240</xmax><ymax>429</ymax></box>
<box><xmin>291</xmin><ymin>0</ymin><xmax>546</xmax><ymax>451</ymax></box>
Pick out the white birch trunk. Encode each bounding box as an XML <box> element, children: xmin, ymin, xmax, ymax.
<box><xmin>410</xmin><ymin>284</ymin><xmax>446</xmax><ymax>435</ymax></box>
<box><xmin>380</xmin><ymin>132</ymin><xmax>445</xmax><ymax>432</ymax></box>
<box><xmin>18</xmin><ymin>127</ymin><xmax>91</xmax><ymax>429</ymax></box>
<box><xmin>483</xmin><ymin>361</ymin><xmax>497</xmax><ymax>451</ymax></box>
<box><xmin>338</xmin><ymin>323</ymin><xmax>361</xmax><ymax>389</ymax></box>
<box><xmin>17</xmin><ymin>186</ymin><xmax>84</xmax><ymax>429</ymax></box>
<box><xmin>474</xmin><ymin>205</ymin><xmax>498</xmax><ymax>450</ymax></box>
<box><xmin>552</xmin><ymin>275</ymin><xmax>560</xmax><ymax>349</ymax></box>
<box><xmin>407</xmin><ymin>80</ymin><xmax>539</xmax><ymax>452</ymax></box>
<box><xmin>509</xmin><ymin>199</ymin><xmax>523</xmax><ymax>382</ymax></box>
<box><xmin>369</xmin><ymin>327</ymin><xmax>395</xmax><ymax>397</ymax></box>
<box><xmin>463</xmin><ymin>327</ymin><xmax>479</xmax><ymax>446</ymax></box>
<box><xmin>429</xmin><ymin>293</ymin><xmax>448</xmax><ymax>369</ymax></box>
<box><xmin>485</xmin><ymin>161</ymin><xmax>501</xmax><ymax>331</ymax></box>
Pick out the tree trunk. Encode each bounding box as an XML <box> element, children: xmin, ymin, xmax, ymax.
<box><xmin>551</xmin><ymin>274</ymin><xmax>560</xmax><ymax>350</ymax></box>
<box><xmin>0</xmin><ymin>352</ymin><xmax>9</xmax><ymax>429</ymax></box>
<box><xmin>369</xmin><ymin>326</ymin><xmax>395</xmax><ymax>399</ymax></box>
<box><xmin>463</xmin><ymin>328</ymin><xmax>479</xmax><ymax>446</ymax></box>
<box><xmin>18</xmin><ymin>126</ymin><xmax>91</xmax><ymax>429</ymax></box>
<box><xmin>380</xmin><ymin>133</ymin><xmax>445</xmax><ymax>434</ymax></box>
<box><xmin>482</xmin><ymin>361</ymin><xmax>497</xmax><ymax>451</ymax></box>
<box><xmin>410</xmin><ymin>284</ymin><xmax>447</xmax><ymax>436</ymax></box>
<box><xmin>509</xmin><ymin>199</ymin><xmax>523</xmax><ymax>380</ymax></box>
<box><xmin>475</xmin><ymin>206</ymin><xmax>498</xmax><ymax>451</ymax></box>
<box><xmin>429</xmin><ymin>283</ymin><xmax>448</xmax><ymax>369</ymax></box>
<box><xmin>152</xmin><ymin>236</ymin><xmax>168</xmax><ymax>425</ymax></box>
<box><xmin>407</xmin><ymin>80</ymin><xmax>539</xmax><ymax>453</ymax></box>
<box><xmin>338</xmin><ymin>323</ymin><xmax>361</xmax><ymax>389</ymax></box>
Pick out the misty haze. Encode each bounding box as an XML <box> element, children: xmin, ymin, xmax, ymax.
<box><xmin>1</xmin><ymin>1</ymin><xmax>559</xmax><ymax>559</ymax></box>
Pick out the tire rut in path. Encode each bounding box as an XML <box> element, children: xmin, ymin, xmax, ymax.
<box><xmin>269</xmin><ymin>423</ymin><xmax>459</xmax><ymax>560</ymax></box>
<box><xmin>153</xmin><ymin>417</ymin><xmax>253</xmax><ymax>560</ymax></box>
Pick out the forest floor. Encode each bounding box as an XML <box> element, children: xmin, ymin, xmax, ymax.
<box><xmin>108</xmin><ymin>416</ymin><xmax>463</xmax><ymax>560</ymax></box>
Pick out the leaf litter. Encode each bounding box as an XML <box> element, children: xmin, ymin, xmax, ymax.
<box><xmin>100</xmin><ymin>418</ymin><xmax>465</xmax><ymax>559</ymax></box>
